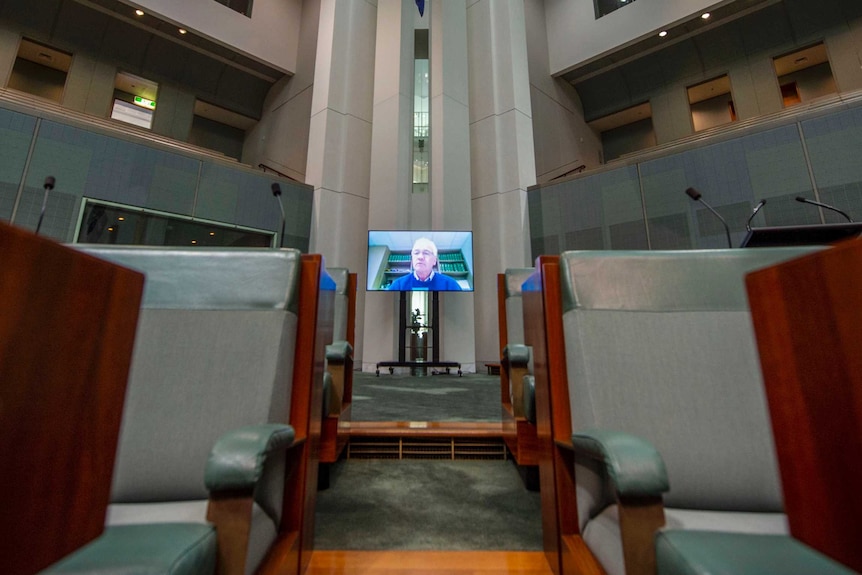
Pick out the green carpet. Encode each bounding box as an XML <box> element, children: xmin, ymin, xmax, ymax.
<box><xmin>351</xmin><ymin>371</ymin><xmax>501</xmax><ymax>422</ymax></box>
<box><xmin>313</xmin><ymin>459</ymin><xmax>543</xmax><ymax>550</ymax></box>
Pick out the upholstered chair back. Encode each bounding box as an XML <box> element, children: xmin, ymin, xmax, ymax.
<box><xmin>504</xmin><ymin>268</ymin><xmax>534</xmax><ymax>347</ymax></box>
<box><xmin>76</xmin><ymin>246</ymin><xmax>303</xmax><ymax>575</ymax></box>
<box><xmin>559</xmin><ymin>248</ymin><xmax>819</xmax><ymax>527</ymax></box>
<box><xmin>327</xmin><ymin>268</ymin><xmax>349</xmax><ymax>344</ymax></box>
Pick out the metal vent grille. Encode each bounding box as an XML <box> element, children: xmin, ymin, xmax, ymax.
<box><xmin>347</xmin><ymin>436</ymin><xmax>507</xmax><ymax>460</ymax></box>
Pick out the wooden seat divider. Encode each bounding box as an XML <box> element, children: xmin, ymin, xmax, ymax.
<box><xmin>746</xmin><ymin>238</ymin><xmax>862</xmax><ymax>573</ymax></box>
<box><xmin>0</xmin><ymin>223</ymin><xmax>145</xmax><ymax>575</ymax></box>
<box><xmin>498</xmin><ymin>270</ymin><xmax>540</xmax><ymax>489</ymax></box>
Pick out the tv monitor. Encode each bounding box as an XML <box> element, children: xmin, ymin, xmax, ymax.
<box><xmin>366</xmin><ymin>230</ymin><xmax>474</xmax><ymax>292</ymax></box>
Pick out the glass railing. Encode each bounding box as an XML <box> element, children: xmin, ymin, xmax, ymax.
<box><xmin>0</xmin><ymin>89</ymin><xmax>312</xmax><ymax>251</ymax></box>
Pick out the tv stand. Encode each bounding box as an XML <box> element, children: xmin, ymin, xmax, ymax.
<box><xmin>377</xmin><ymin>291</ymin><xmax>462</xmax><ymax>376</ymax></box>
<box><xmin>375</xmin><ymin>360</ymin><xmax>462</xmax><ymax>376</ymax></box>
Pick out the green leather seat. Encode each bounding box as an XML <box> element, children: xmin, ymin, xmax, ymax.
<box><xmin>555</xmin><ymin>248</ymin><xmax>841</xmax><ymax>575</ymax></box>
<box><xmin>42</xmin><ymin>247</ymin><xmax>308</xmax><ymax>575</ymax></box>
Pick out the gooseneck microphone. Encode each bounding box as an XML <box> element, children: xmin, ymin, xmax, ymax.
<box><xmin>685</xmin><ymin>187</ymin><xmax>733</xmax><ymax>248</ymax></box>
<box><xmin>795</xmin><ymin>196</ymin><xmax>853</xmax><ymax>223</ymax></box>
<box><xmin>271</xmin><ymin>183</ymin><xmax>286</xmax><ymax>248</ymax></box>
<box><xmin>746</xmin><ymin>199</ymin><xmax>767</xmax><ymax>232</ymax></box>
<box><xmin>35</xmin><ymin>176</ymin><xmax>55</xmax><ymax>235</ymax></box>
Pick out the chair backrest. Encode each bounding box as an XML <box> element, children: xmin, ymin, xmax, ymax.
<box><xmin>558</xmin><ymin>248</ymin><xmax>819</xmax><ymax>512</ymax></box>
<box><xmin>76</xmin><ymin>246</ymin><xmax>303</xmax><ymax>504</ymax></box>
<box><xmin>503</xmin><ymin>268</ymin><xmax>534</xmax><ymax>348</ymax></box>
<box><xmin>328</xmin><ymin>267</ymin><xmax>352</xmax><ymax>345</ymax></box>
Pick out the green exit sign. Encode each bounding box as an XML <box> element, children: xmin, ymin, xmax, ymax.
<box><xmin>133</xmin><ymin>96</ymin><xmax>156</xmax><ymax>109</ymax></box>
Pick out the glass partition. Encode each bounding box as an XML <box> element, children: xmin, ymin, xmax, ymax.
<box><xmin>76</xmin><ymin>199</ymin><xmax>274</xmax><ymax>247</ymax></box>
<box><xmin>529</xmin><ymin>95</ymin><xmax>862</xmax><ymax>255</ymax></box>
<box><xmin>0</xmin><ymin>100</ymin><xmax>311</xmax><ymax>251</ymax></box>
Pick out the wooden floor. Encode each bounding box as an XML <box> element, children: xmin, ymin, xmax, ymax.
<box><xmin>307</xmin><ymin>550</ymin><xmax>554</xmax><ymax>575</ymax></box>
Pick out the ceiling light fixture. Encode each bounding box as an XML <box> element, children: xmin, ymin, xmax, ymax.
<box><xmin>659</xmin><ymin>30</ymin><xmax>668</xmax><ymax>37</ymax></box>
<box><xmin>135</xmin><ymin>9</ymin><xmax>144</xmax><ymax>16</ymax></box>
<box><xmin>701</xmin><ymin>12</ymin><xmax>710</xmax><ymax>19</ymax></box>
<box><xmin>178</xmin><ymin>28</ymin><xmax>188</xmax><ymax>35</ymax></box>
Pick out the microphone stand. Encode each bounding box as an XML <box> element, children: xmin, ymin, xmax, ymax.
<box><xmin>35</xmin><ymin>176</ymin><xmax>55</xmax><ymax>236</ymax></box>
<box><xmin>685</xmin><ymin>187</ymin><xmax>732</xmax><ymax>248</ymax></box>
<box><xmin>746</xmin><ymin>199</ymin><xmax>767</xmax><ymax>232</ymax></box>
<box><xmin>271</xmin><ymin>183</ymin><xmax>285</xmax><ymax>248</ymax></box>
<box><xmin>795</xmin><ymin>196</ymin><xmax>853</xmax><ymax>223</ymax></box>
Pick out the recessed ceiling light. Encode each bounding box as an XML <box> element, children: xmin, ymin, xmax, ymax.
<box><xmin>178</xmin><ymin>28</ymin><xmax>188</xmax><ymax>35</ymax></box>
<box><xmin>135</xmin><ymin>9</ymin><xmax>144</xmax><ymax>16</ymax></box>
<box><xmin>659</xmin><ymin>30</ymin><xmax>668</xmax><ymax>38</ymax></box>
<box><xmin>701</xmin><ymin>12</ymin><xmax>710</xmax><ymax>19</ymax></box>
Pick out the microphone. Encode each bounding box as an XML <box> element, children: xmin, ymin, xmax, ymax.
<box><xmin>746</xmin><ymin>199</ymin><xmax>767</xmax><ymax>232</ymax></box>
<box><xmin>271</xmin><ymin>183</ymin><xmax>285</xmax><ymax>248</ymax></box>
<box><xmin>795</xmin><ymin>196</ymin><xmax>852</xmax><ymax>223</ymax></box>
<box><xmin>35</xmin><ymin>176</ymin><xmax>55</xmax><ymax>235</ymax></box>
<box><xmin>685</xmin><ymin>187</ymin><xmax>732</xmax><ymax>248</ymax></box>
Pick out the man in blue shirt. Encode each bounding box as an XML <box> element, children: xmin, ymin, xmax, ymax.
<box><xmin>387</xmin><ymin>237</ymin><xmax>463</xmax><ymax>291</ymax></box>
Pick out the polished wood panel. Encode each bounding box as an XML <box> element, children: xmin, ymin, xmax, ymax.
<box><xmin>497</xmin><ymin>274</ymin><xmax>511</xmax><ymax>406</ymax></box>
<box><xmin>306</xmin><ymin>550</ymin><xmax>554</xmax><ymax>575</ymax></box>
<box><xmin>347</xmin><ymin>421</ymin><xmax>504</xmax><ymax>437</ymax></box>
<box><xmin>322</xmin><ymin>272</ymin><xmax>357</xmax><ymax>464</ymax></box>
<box><xmin>264</xmin><ymin>255</ymin><xmax>334</xmax><ymax>575</ymax></box>
<box><xmin>746</xmin><ymin>238</ymin><xmax>862</xmax><ymax>572</ymax></box>
<box><xmin>523</xmin><ymin>257</ymin><xmax>562</xmax><ymax>574</ymax></box>
<box><xmin>0</xmin><ymin>222</ymin><xmax>144</xmax><ymax>575</ymax></box>
<box><xmin>523</xmin><ymin>256</ymin><xmax>605</xmax><ymax>575</ymax></box>
<box><xmin>498</xmin><ymin>273</ymin><xmax>541</xmax><ymax>470</ymax></box>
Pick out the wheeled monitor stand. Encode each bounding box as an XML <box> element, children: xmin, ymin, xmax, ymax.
<box><xmin>375</xmin><ymin>291</ymin><xmax>462</xmax><ymax>376</ymax></box>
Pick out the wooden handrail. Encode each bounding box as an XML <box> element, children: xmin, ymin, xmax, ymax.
<box><xmin>259</xmin><ymin>163</ymin><xmax>302</xmax><ymax>182</ymax></box>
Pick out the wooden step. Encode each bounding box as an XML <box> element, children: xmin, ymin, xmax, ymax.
<box><xmin>345</xmin><ymin>422</ymin><xmax>507</xmax><ymax>460</ymax></box>
<box><xmin>306</xmin><ymin>550</ymin><xmax>554</xmax><ymax>575</ymax></box>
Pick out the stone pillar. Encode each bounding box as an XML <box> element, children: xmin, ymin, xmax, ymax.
<box><xmin>430</xmin><ymin>0</ymin><xmax>476</xmax><ymax>371</ymax></box>
<box><xmin>306</xmin><ymin>0</ymin><xmax>377</xmax><ymax>363</ymax></box>
<box><xmin>362</xmin><ymin>0</ymin><xmax>417</xmax><ymax>370</ymax></box>
<box><xmin>467</xmin><ymin>0</ymin><xmax>536</xmax><ymax>367</ymax></box>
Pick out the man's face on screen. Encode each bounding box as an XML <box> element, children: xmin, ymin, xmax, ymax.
<box><xmin>411</xmin><ymin>239</ymin><xmax>437</xmax><ymax>280</ymax></box>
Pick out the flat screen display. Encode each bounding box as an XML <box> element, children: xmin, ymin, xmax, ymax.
<box><xmin>366</xmin><ymin>230</ymin><xmax>474</xmax><ymax>292</ymax></box>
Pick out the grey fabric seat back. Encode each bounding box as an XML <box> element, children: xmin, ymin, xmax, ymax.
<box><xmin>504</xmin><ymin>268</ymin><xmax>534</xmax><ymax>346</ymax></box>
<box><xmin>560</xmin><ymin>248</ymin><xmax>819</xmax><ymax>512</ymax></box>
<box><xmin>77</xmin><ymin>247</ymin><xmax>302</xmax><ymax>504</ymax></box>
<box><xmin>328</xmin><ymin>268</ymin><xmax>350</xmax><ymax>343</ymax></box>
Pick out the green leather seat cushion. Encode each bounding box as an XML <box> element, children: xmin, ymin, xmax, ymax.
<box><xmin>42</xmin><ymin>523</ymin><xmax>216</xmax><ymax>575</ymax></box>
<box><xmin>655</xmin><ymin>530</ymin><xmax>855</xmax><ymax>575</ymax></box>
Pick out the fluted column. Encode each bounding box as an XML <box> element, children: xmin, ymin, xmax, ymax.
<box><xmin>467</xmin><ymin>0</ymin><xmax>536</xmax><ymax>366</ymax></box>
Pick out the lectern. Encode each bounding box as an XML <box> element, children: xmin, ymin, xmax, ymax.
<box><xmin>746</xmin><ymin>237</ymin><xmax>862</xmax><ymax>573</ymax></box>
<box><xmin>0</xmin><ymin>223</ymin><xmax>144</xmax><ymax>575</ymax></box>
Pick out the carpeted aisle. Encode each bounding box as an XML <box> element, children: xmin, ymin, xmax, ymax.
<box><xmin>351</xmin><ymin>371</ymin><xmax>502</xmax><ymax>422</ymax></box>
<box><xmin>314</xmin><ymin>458</ymin><xmax>543</xmax><ymax>551</ymax></box>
